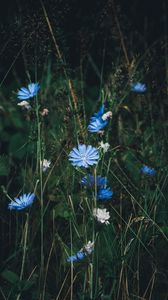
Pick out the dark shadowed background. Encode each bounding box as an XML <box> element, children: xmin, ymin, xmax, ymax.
<box><xmin>0</xmin><ymin>0</ymin><xmax>167</xmax><ymax>85</ymax></box>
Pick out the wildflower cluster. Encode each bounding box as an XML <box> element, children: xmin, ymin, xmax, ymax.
<box><xmin>67</xmin><ymin>104</ymin><xmax>114</xmax><ymax>261</ymax></box>
<box><xmin>8</xmin><ymin>83</ymin><xmax>51</xmax><ymax>211</ymax></box>
<box><xmin>67</xmin><ymin>83</ymin><xmax>157</xmax><ymax>262</ymax></box>
<box><xmin>7</xmin><ymin>81</ymin><xmax>156</xmax><ymax>268</ymax></box>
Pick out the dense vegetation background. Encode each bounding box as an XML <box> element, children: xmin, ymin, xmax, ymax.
<box><xmin>0</xmin><ymin>0</ymin><xmax>168</xmax><ymax>299</ymax></box>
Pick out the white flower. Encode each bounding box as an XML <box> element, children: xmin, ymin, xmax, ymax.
<box><xmin>41</xmin><ymin>108</ymin><xmax>49</xmax><ymax>116</ymax></box>
<box><xmin>93</xmin><ymin>208</ymin><xmax>110</xmax><ymax>225</ymax></box>
<box><xmin>17</xmin><ymin>101</ymin><xmax>31</xmax><ymax>109</ymax></box>
<box><xmin>83</xmin><ymin>241</ymin><xmax>94</xmax><ymax>254</ymax></box>
<box><xmin>100</xmin><ymin>141</ymin><xmax>110</xmax><ymax>153</ymax></box>
<box><xmin>102</xmin><ymin>111</ymin><xmax>112</xmax><ymax>121</ymax></box>
<box><xmin>41</xmin><ymin>159</ymin><xmax>51</xmax><ymax>172</ymax></box>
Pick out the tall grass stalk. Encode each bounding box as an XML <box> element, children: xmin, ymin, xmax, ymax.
<box><xmin>16</xmin><ymin>213</ymin><xmax>29</xmax><ymax>300</ymax></box>
<box><xmin>35</xmin><ymin>89</ymin><xmax>44</xmax><ymax>298</ymax></box>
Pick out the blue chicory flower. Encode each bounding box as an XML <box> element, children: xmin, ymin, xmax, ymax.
<box><xmin>67</xmin><ymin>251</ymin><xmax>87</xmax><ymax>262</ymax></box>
<box><xmin>8</xmin><ymin>193</ymin><xmax>36</xmax><ymax>210</ymax></box>
<box><xmin>141</xmin><ymin>165</ymin><xmax>156</xmax><ymax>176</ymax></box>
<box><xmin>88</xmin><ymin>118</ymin><xmax>108</xmax><ymax>133</ymax></box>
<box><xmin>131</xmin><ymin>82</ymin><xmax>147</xmax><ymax>93</ymax></box>
<box><xmin>17</xmin><ymin>83</ymin><xmax>40</xmax><ymax>100</ymax></box>
<box><xmin>67</xmin><ymin>241</ymin><xmax>94</xmax><ymax>262</ymax></box>
<box><xmin>69</xmin><ymin>144</ymin><xmax>99</xmax><ymax>168</ymax></box>
<box><xmin>81</xmin><ymin>174</ymin><xmax>107</xmax><ymax>187</ymax></box>
<box><xmin>91</xmin><ymin>105</ymin><xmax>105</xmax><ymax>121</ymax></box>
<box><xmin>88</xmin><ymin>105</ymin><xmax>111</xmax><ymax>133</ymax></box>
<box><xmin>97</xmin><ymin>187</ymin><xmax>113</xmax><ymax>201</ymax></box>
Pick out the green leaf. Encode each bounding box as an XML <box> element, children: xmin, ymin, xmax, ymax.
<box><xmin>1</xmin><ymin>269</ymin><xmax>19</xmax><ymax>284</ymax></box>
<box><xmin>53</xmin><ymin>203</ymin><xmax>73</xmax><ymax>220</ymax></box>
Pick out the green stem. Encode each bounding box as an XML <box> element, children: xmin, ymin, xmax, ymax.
<box><xmin>16</xmin><ymin>213</ymin><xmax>29</xmax><ymax>300</ymax></box>
<box><xmin>35</xmin><ymin>94</ymin><xmax>44</xmax><ymax>296</ymax></box>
